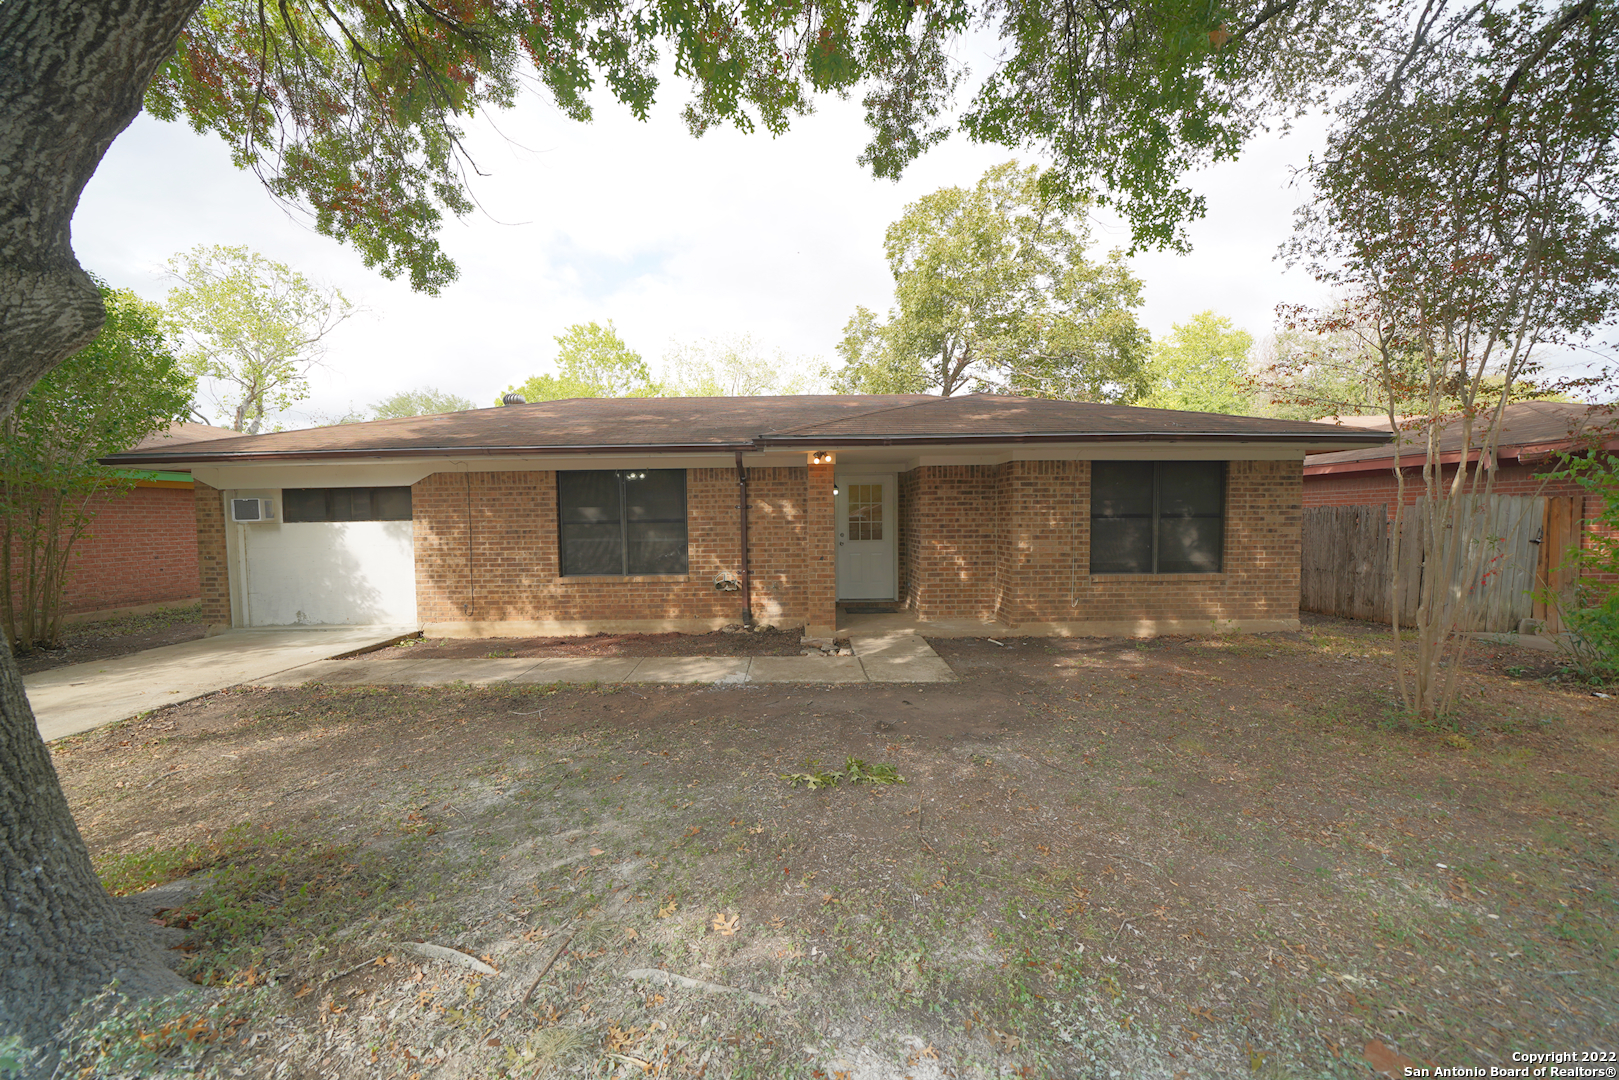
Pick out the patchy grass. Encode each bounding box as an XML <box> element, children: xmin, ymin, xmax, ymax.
<box><xmin>47</xmin><ymin>614</ymin><xmax>1619</xmax><ymax>1078</ymax></box>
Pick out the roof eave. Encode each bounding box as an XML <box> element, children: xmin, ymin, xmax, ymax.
<box><xmin>756</xmin><ymin>431</ymin><xmax>1394</xmax><ymax>448</ymax></box>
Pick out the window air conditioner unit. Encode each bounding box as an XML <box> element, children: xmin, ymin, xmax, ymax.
<box><xmin>230</xmin><ymin>498</ymin><xmax>276</xmax><ymax>523</ymax></box>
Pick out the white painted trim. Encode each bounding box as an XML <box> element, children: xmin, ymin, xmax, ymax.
<box><xmin>194</xmin><ymin>462</ymin><xmax>444</xmax><ymax>490</ymax></box>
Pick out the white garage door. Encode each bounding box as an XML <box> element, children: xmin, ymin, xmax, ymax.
<box><xmin>231</xmin><ymin>488</ymin><xmax>417</xmax><ymax>627</ymax></box>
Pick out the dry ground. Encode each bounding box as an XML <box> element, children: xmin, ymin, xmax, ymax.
<box><xmin>44</xmin><ymin>615</ymin><xmax>1618</xmax><ymax>1078</ymax></box>
<box><xmin>15</xmin><ymin>603</ymin><xmax>205</xmax><ymax>675</ymax></box>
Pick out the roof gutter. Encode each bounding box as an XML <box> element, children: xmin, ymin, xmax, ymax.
<box><xmin>755</xmin><ymin>431</ymin><xmax>1394</xmax><ymax>447</ymax></box>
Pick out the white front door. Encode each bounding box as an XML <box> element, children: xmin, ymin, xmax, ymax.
<box><xmin>835</xmin><ymin>474</ymin><xmax>897</xmax><ymax>600</ymax></box>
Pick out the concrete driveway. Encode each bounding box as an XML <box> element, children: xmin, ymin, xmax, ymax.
<box><xmin>25</xmin><ymin>627</ymin><xmax>413</xmax><ymax>742</ymax></box>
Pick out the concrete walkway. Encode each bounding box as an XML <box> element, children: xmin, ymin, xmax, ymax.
<box><xmin>26</xmin><ymin>627</ymin><xmax>414</xmax><ymax>741</ymax></box>
<box><xmin>250</xmin><ymin>629</ymin><xmax>956</xmax><ymax>690</ymax></box>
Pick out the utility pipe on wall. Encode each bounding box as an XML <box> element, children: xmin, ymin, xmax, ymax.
<box><xmin>735</xmin><ymin>451</ymin><xmax>753</xmax><ymax>627</ymax></box>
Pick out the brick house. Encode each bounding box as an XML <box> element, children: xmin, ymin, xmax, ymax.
<box><xmin>1302</xmin><ymin>402</ymin><xmax>1618</xmax><ymax>589</ymax></box>
<box><xmin>102</xmin><ymin>395</ymin><xmax>1386</xmax><ymax>638</ymax></box>
<box><xmin>11</xmin><ymin>421</ymin><xmax>233</xmax><ymax>620</ymax></box>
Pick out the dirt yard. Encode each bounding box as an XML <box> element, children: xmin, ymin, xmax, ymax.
<box><xmin>47</xmin><ymin>615</ymin><xmax>1617</xmax><ymax>1078</ymax></box>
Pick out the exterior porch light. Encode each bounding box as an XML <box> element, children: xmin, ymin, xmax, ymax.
<box><xmin>809</xmin><ymin>450</ymin><xmax>835</xmax><ymax>465</ymax></box>
<box><xmin>832</xmin><ymin>483</ymin><xmax>840</xmax><ymax>496</ymax></box>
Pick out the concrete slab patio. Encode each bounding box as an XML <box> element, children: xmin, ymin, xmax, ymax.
<box><xmin>26</xmin><ymin>627</ymin><xmax>415</xmax><ymax>742</ymax></box>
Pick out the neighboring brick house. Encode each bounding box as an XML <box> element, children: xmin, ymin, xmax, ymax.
<box><xmin>1302</xmin><ymin>402</ymin><xmax>1618</xmax><ymax>588</ymax></box>
<box><xmin>103</xmin><ymin>396</ymin><xmax>1386</xmax><ymax>637</ymax></box>
<box><xmin>20</xmin><ymin>422</ymin><xmax>234</xmax><ymax>619</ymax></box>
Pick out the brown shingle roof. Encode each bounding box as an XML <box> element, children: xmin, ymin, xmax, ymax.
<box><xmin>129</xmin><ymin>421</ymin><xmax>238</xmax><ymax>451</ymax></box>
<box><xmin>1303</xmin><ymin>401</ymin><xmax>1618</xmax><ymax>473</ymax></box>
<box><xmin>102</xmin><ymin>394</ymin><xmax>1391</xmax><ymax>466</ymax></box>
<box><xmin>761</xmin><ymin>394</ymin><xmax>1381</xmax><ymax>440</ymax></box>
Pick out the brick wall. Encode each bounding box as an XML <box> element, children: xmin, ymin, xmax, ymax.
<box><xmin>744</xmin><ymin>467</ymin><xmax>809</xmax><ymax>622</ymax></box>
<box><xmin>901</xmin><ymin>465</ymin><xmax>1001</xmax><ymax>620</ymax></box>
<box><xmin>50</xmin><ymin>485</ymin><xmax>200</xmax><ymax>615</ymax></box>
<box><xmin>804</xmin><ymin>463</ymin><xmax>836</xmax><ymax>631</ymax></box>
<box><xmin>900</xmin><ymin>459</ymin><xmax>1303</xmax><ymax>627</ymax></box>
<box><xmin>413</xmin><ymin>467</ymin><xmax>818</xmax><ymax>628</ymax></box>
<box><xmin>393</xmin><ymin>459</ymin><xmax>1309</xmax><ymax>632</ymax></box>
<box><xmin>994</xmin><ymin>461</ymin><xmax>1082</xmax><ymax>624</ymax></box>
<box><xmin>195</xmin><ymin>481</ymin><xmax>231</xmax><ymax>626</ymax></box>
<box><xmin>4</xmin><ymin>484</ymin><xmax>203</xmax><ymax>618</ymax></box>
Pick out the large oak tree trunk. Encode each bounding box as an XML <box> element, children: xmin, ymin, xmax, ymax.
<box><xmin>0</xmin><ymin>651</ymin><xmax>188</xmax><ymax>1056</ymax></box>
<box><xmin>1</xmin><ymin>0</ymin><xmax>204</xmax><ymax>1057</ymax></box>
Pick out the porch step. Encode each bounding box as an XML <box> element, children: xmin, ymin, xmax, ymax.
<box><xmin>838</xmin><ymin>602</ymin><xmax>902</xmax><ymax>615</ymax></box>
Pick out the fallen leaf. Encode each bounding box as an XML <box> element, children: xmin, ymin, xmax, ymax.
<box><xmin>589</xmin><ymin>847</ymin><xmax>605</xmax><ymax>856</ymax></box>
<box><xmin>294</xmin><ymin>985</ymin><xmax>313</xmax><ymax>999</ymax></box>
<box><xmin>1362</xmin><ymin>1040</ymin><xmax>1418</xmax><ymax>1077</ymax></box>
<box><xmin>623</xmin><ymin>927</ymin><xmax>639</xmax><ymax>941</ymax></box>
<box><xmin>712</xmin><ymin>912</ymin><xmax>740</xmax><ymax>936</ymax></box>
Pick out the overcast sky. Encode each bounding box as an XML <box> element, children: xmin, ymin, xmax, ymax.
<box><xmin>71</xmin><ymin>45</ymin><xmax>1598</xmax><ymax>429</ymax></box>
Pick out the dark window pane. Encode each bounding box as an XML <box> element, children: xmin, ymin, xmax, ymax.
<box><xmin>624</xmin><ymin>470</ymin><xmax>686</xmax><ymax>521</ymax></box>
<box><xmin>561</xmin><ymin>523</ymin><xmax>623</xmax><ymax>575</ymax></box>
<box><xmin>1089</xmin><ymin>462</ymin><xmax>1224</xmax><ymax>574</ymax></box>
<box><xmin>328</xmin><ymin>489</ymin><xmax>366</xmax><ymax>521</ymax></box>
<box><xmin>1090</xmin><ymin>519</ymin><xmax>1153</xmax><ymax>574</ymax></box>
<box><xmin>282</xmin><ymin>489</ymin><xmax>327</xmax><ymax>522</ymax></box>
<box><xmin>282</xmin><ymin>487</ymin><xmax>412</xmax><ymax>523</ymax></box>
<box><xmin>1158</xmin><ymin>517</ymin><xmax>1224</xmax><ymax>573</ymax></box>
<box><xmin>627</xmin><ymin>522</ymin><xmax>689</xmax><ymax>575</ymax></box>
<box><xmin>375</xmin><ymin>488</ymin><xmax>413</xmax><ymax>520</ymax></box>
<box><xmin>559</xmin><ymin>471</ymin><xmax>621</xmax><ymax>525</ymax></box>
<box><xmin>559</xmin><ymin>470</ymin><xmax>686</xmax><ymax>576</ymax></box>
<box><xmin>1157</xmin><ymin>462</ymin><xmax>1224</xmax><ymax>518</ymax></box>
<box><xmin>1091</xmin><ymin>461</ymin><xmax>1154</xmax><ymax>518</ymax></box>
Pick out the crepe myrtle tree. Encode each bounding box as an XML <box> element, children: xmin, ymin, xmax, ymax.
<box><xmin>0</xmin><ymin>0</ymin><xmax>1603</xmax><ymax>1058</ymax></box>
<box><xmin>1283</xmin><ymin>0</ymin><xmax>1619</xmax><ymax>719</ymax></box>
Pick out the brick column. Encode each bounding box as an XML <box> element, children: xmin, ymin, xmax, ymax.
<box><xmin>805</xmin><ymin>461</ymin><xmax>837</xmax><ymax>636</ymax></box>
<box><xmin>194</xmin><ymin>480</ymin><xmax>232</xmax><ymax>632</ymax></box>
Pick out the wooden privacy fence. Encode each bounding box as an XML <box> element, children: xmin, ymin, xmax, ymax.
<box><xmin>1301</xmin><ymin>497</ymin><xmax>1577</xmax><ymax>632</ymax></box>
